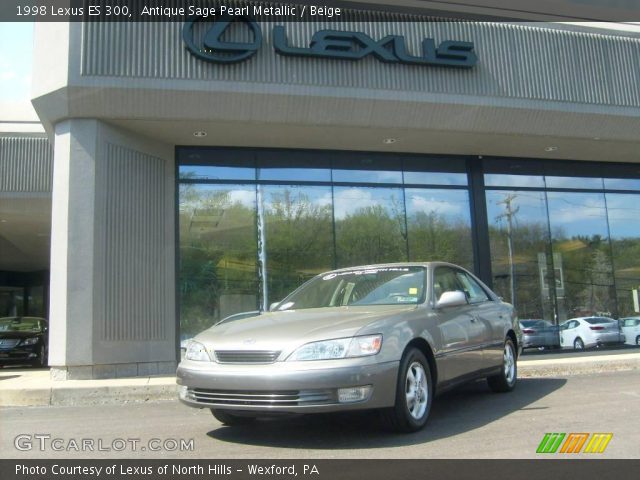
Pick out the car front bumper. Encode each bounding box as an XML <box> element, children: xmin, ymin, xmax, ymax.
<box><xmin>0</xmin><ymin>348</ymin><xmax>40</xmax><ymax>365</ymax></box>
<box><xmin>176</xmin><ymin>359</ymin><xmax>399</xmax><ymax>414</ymax></box>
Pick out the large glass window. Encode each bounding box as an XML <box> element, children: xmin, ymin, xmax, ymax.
<box><xmin>262</xmin><ymin>185</ymin><xmax>334</xmax><ymax>305</ymax></box>
<box><xmin>486</xmin><ymin>191</ymin><xmax>555</xmax><ymax>321</ymax></box>
<box><xmin>406</xmin><ymin>189</ymin><xmax>473</xmax><ymax>270</ymax></box>
<box><xmin>606</xmin><ymin>193</ymin><xmax>640</xmax><ymax>317</ymax></box>
<box><xmin>546</xmin><ymin>192</ymin><xmax>615</xmax><ymax>320</ymax></box>
<box><xmin>178</xmin><ymin>150</ymin><xmax>476</xmax><ymax>340</ymax></box>
<box><xmin>178</xmin><ymin>184</ymin><xmax>258</xmax><ymax>337</ymax></box>
<box><xmin>334</xmin><ymin>187</ymin><xmax>408</xmax><ymax>267</ymax></box>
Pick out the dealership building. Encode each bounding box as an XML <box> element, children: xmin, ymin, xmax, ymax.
<box><xmin>1</xmin><ymin>2</ymin><xmax>640</xmax><ymax>379</ymax></box>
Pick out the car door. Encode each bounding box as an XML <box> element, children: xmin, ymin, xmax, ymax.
<box><xmin>560</xmin><ymin>320</ymin><xmax>580</xmax><ymax>347</ymax></box>
<box><xmin>453</xmin><ymin>269</ymin><xmax>500</xmax><ymax>370</ymax></box>
<box><xmin>432</xmin><ymin>266</ymin><xmax>486</xmax><ymax>383</ymax></box>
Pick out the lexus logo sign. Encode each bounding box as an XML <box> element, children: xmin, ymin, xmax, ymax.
<box><xmin>183</xmin><ymin>16</ymin><xmax>262</xmax><ymax>63</ymax></box>
<box><xmin>184</xmin><ymin>16</ymin><xmax>477</xmax><ymax>68</ymax></box>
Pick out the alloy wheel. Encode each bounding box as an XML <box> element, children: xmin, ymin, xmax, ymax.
<box><xmin>504</xmin><ymin>342</ymin><xmax>516</xmax><ymax>385</ymax></box>
<box><xmin>405</xmin><ymin>361</ymin><xmax>429</xmax><ymax>420</ymax></box>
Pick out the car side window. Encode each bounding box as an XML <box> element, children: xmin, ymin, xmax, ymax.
<box><xmin>455</xmin><ymin>271</ymin><xmax>490</xmax><ymax>304</ymax></box>
<box><xmin>433</xmin><ymin>267</ymin><xmax>463</xmax><ymax>303</ymax></box>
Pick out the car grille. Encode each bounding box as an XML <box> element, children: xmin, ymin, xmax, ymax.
<box><xmin>186</xmin><ymin>388</ymin><xmax>336</xmax><ymax>407</ymax></box>
<box><xmin>214</xmin><ymin>350</ymin><xmax>281</xmax><ymax>364</ymax></box>
<box><xmin>0</xmin><ymin>339</ymin><xmax>20</xmax><ymax>350</ymax></box>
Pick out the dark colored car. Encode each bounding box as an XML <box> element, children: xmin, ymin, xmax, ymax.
<box><xmin>0</xmin><ymin>317</ymin><xmax>48</xmax><ymax>367</ymax></box>
<box><xmin>520</xmin><ymin>319</ymin><xmax>560</xmax><ymax>350</ymax></box>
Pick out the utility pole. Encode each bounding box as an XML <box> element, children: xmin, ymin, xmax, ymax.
<box><xmin>496</xmin><ymin>194</ymin><xmax>520</xmax><ymax>309</ymax></box>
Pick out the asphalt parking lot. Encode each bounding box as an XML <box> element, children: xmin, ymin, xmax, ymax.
<box><xmin>1</xmin><ymin>370</ymin><xmax>638</xmax><ymax>459</ymax></box>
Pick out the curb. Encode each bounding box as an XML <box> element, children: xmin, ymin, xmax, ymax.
<box><xmin>0</xmin><ymin>379</ymin><xmax>178</xmax><ymax>408</ymax></box>
<box><xmin>518</xmin><ymin>356</ymin><xmax>640</xmax><ymax>377</ymax></box>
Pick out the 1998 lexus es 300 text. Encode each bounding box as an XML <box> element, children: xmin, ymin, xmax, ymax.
<box><xmin>177</xmin><ymin>262</ymin><xmax>521</xmax><ymax>432</ymax></box>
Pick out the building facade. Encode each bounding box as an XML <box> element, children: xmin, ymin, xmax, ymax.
<box><xmin>2</xmin><ymin>3</ymin><xmax>640</xmax><ymax>378</ymax></box>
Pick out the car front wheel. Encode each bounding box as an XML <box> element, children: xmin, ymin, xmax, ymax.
<box><xmin>380</xmin><ymin>347</ymin><xmax>432</xmax><ymax>433</ymax></box>
<box><xmin>32</xmin><ymin>345</ymin><xmax>47</xmax><ymax>368</ymax></box>
<box><xmin>487</xmin><ymin>338</ymin><xmax>517</xmax><ymax>393</ymax></box>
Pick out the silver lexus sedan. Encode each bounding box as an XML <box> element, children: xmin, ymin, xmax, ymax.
<box><xmin>177</xmin><ymin>262</ymin><xmax>521</xmax><ymax>432</ymax></box>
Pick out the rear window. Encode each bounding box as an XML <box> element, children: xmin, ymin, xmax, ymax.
<box><xmin>584</xmin><ymin>317</ymin><xmax>613</xmax><ymax>325</ymax></box>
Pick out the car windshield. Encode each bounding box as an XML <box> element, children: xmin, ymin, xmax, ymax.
<box><xmin>0</xmin><ymin>317</ymin><xmax>43</xmax><ymax>333</ymax></box>
<box><xmin>275</xmin><ymin>266</ymin><xmax>426</xmax><ymax>311</ymax></box>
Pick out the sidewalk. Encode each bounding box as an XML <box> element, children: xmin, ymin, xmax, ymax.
<box><xmin>2</xmin><ymin>351</ymin><xmax>639</xmax><ymax>407</ymax></box>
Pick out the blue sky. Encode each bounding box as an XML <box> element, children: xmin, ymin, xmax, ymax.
<box><xmin>0</xmin><ymin>23</ymin><xmax>34</xmax><ymax>101</ymax></box>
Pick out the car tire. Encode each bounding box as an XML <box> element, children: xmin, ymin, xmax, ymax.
<box><xmin>636</xmin><ymin>336</ymin><xmax>640</xmax><ymax>346</ymax></box>
<box><xmin>32</xmin><ymin>345</ymin><xmax>47</xmax><ymax>368</ymax></box>
<box><xmin>573</xmin><ymin>338</ymin><xmax>584</xmax><ymax>350</ymax></box>
<box><xmin>487</xmin><ymin>338</ymin><xmax>517</xmax><ymax>393</ymax></box>
<box><xmin>380</xmin><ymin>347</ymin><xmax>432</xmax><ymax>433</ymax></box>
<box><xmin>210</xmin><ymin>409</ymin><xmax>256</xmax><ymax>426</ymax></box>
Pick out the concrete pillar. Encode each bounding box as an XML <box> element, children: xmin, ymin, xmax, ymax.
<box><xmin>48</xmin><ymin>119</ymin><xmax>176</xmax><ymax>380</ymax></box>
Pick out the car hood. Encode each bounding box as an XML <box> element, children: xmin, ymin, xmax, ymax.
<box><xmin>194</xmin><ymin>305</ymin><xmax>416</xmax><ymax>353</ymax></box>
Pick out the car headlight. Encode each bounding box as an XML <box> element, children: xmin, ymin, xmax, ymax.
<box><xmin>21</xmin><ymin>337</ymin><xmax>39</xmax><ymax>346</ymax></box>
<box><xmin>288</xmin><ymin>334</ymin><xmax>382</xmax><ymax>361</ymax></box>
<box><xmin>184</xmin><ymin>341</ymin><xmax>212</xmax><ymax>362</ymax></box>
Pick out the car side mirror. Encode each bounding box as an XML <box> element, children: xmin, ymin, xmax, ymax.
<box><xmin>436</xmin><ymin>290</ymin><xmax>468</xmax><ymax>308</ymax></box>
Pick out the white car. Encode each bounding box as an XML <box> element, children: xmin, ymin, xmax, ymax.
<box><xmin>559</xmin><ymin>316</ymin><xmax>623</xmax><ymax>350</ymax></box>
<box><xmin>620</xmin><ymin>317</ymin><xmax>640</xmax><ymax>346</ymax></box>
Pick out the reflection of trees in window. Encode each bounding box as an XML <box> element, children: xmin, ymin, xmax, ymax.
<box><xmin>554</xmin><ymin>235</ymin><xmax>615</xmax><ymax>318</ymax></box>
<box><xmin>610</xmin><ymin>237</ymin><xmax>640</xmax><ymax>316</ymax></box>
<box><xmin>405</xmin><ymin>189</ymin><xmax>473</xmax><ymax>270</ymax></box>
<box><xmin>336</xmin><ymin>202</ymin><xmax>408</xmax><ymax>267</ymax></box>
<box><xmin>547</xmin><ymin>192</ymin><xmax>616</xmax><ymax>319</ymax></box>
<box><xmin>606</xmin><ymin>194</ymin><xmax>640</xmax><ymax>317</ymax></box>
<box><xmin>264</xmin><ymin>187</ymin><xmax>334</xmax><ymax>304</ymax></box>
<box><xmin>179</xmin><ymin>185</ymin><xmax>257</xmax><ymax>336</ymax></box>
<box><xmin>487</xmin><ymin>191</ymin><xmax>553</xmax><ymax>320</ymax></box>
<box><xmin>408</xmin><ymin>211</ymin><xmax>472</xmax><ymax>268</ymax></box>
<box><xmin>490</xmin><ymin>222</ymin><xmax>552</xmax><ymax>319</ymax></box>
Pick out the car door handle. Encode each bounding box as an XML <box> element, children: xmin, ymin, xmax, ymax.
<box><xmin>470</xmin><ymin>317</ymin><xmax>477</xmax><ymax>323</ymax></box>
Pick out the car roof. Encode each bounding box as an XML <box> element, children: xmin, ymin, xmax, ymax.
<box><xmin>565</xmin><ymin>316</ymin><xmax>614</xmax><ymax>322</ymax></box>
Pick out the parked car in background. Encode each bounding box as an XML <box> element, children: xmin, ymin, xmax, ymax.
<box><xmin>620</xmin><ymin>317</ymin><xmax>640</xmax><ymax>346</ymax></box>
<box><xmin>177</xmin><ymin>262</ymin><xmax>521</xmax><ymax>433</ymax></box>
<box><xmin>559</xmin><ymin>316</ymin><xmax>623</xmax><ymax>350</ymax></box>
<box><xmin>520</xmin><ymin>319</ymin><xmax>560</xmax><ymax>350</ymax></box>
<box><xmin>0</xmin><ymin>317</ymin><xmax>48</xmax><ymax>367</ymax></box>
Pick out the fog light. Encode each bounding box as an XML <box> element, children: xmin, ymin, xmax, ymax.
<box><xmin>178</xmin><ymin>385</ymin><xmax>188</xmax><ymax>399</ymax></box>
<box><xmin>337</xmin><ymin>385</ymin><xmax>372</xmax><ymax>403</ymax></box>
